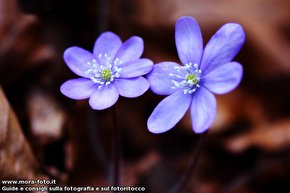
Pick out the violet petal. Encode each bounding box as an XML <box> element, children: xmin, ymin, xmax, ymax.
<box><xmin>115</xmin><ymin>36</ymin><xmax>144</xmax><ymax>63</ymax></box>
<box><xmin>190</xmin><ymin>87</ymin><xmax>216</xmax><ymax>133</ymax></box>
<box><xmin>63</xmin><ymin>47</ymin><xmax>95</xmax><ymax>78</ymax></box>
<box><xmin>147</xmin><ymin>90</ymin><xmax>192</xmax><ymax>133</ymax></box>
<box><xmin>93</xmin><ymin>31</ymin><xmax>122</xmax><ymax>59</ymax></box>
<box><xmin>89</xmin><ymin>84</ymin><xmax>119</xmax><ymax>110</ymax></box>
<box><xmin>114</xmin><ymin>77</ymin><xmax>149</xmax><ymax>98</ymax></box>
<box><xmin>200</xmin><ymin>23</ymin><xmax>245</xmax><ymax>75</ymax></box>
<box><xmin>175</xmin><ymin>16</ymin><xmax>203</xmax><ymax>66</ymax></box>
<box><xmin>202</xmin><ymin>62</ymin><xmax>243</xmax><ymax>94</ymax></box>
<box><xmin>119</xmin><ymin>59</ymin><xmax>153</xmax><ymax>78</ymax></box>
<box><xmin>60</xmin><ymin>78</ymin><xmax>96</xmax><ymax>99</ymax></box>
<box><xmin>147</xmin><ymin>62</ymin><xmax>187</xmax><ymax>95</ymax></box>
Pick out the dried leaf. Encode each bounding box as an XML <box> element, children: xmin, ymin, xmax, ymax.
<box><xmin>27</xmin><ymin>88</ymin><xmax>66</xmax><ymax>143</ymax></box>
<box><xmin>226</xmin><ymin>119</ymin><xmax>290</xmax><ymax>152</ymax></box>
<box><xmin>0</xmin><ymin>86</ymin><xmax>9</xmax><ymax>144</ymax></box>
<box><xmin>0</xmin><ymin>86</ymin><xmax>47</xmax><ymax>183</ymax></box>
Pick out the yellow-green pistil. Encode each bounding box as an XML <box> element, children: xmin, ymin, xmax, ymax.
<box><xmin>101</xmin><ymin>69</ymin><xmax>112</xmax><ymax>81</ymax></box>
<box><xmin>185</xmin><ymin>73</ymin><xmax>199</xmax><ymax>85</ymax></box>
<box><xmin>85</xmin><ymin>54</ymin><xmax>122</xmax><ymax>89</ymax></box>
<box><xmin>170</xmin><ymin>63</ymin><xmax>201</xmax><ymax>94</ymax></box>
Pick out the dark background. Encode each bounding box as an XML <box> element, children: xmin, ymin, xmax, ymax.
<box><xmin>0</xmin><ymin>0</ymin><xmax>290</xmax><ymax>193</ymax></box>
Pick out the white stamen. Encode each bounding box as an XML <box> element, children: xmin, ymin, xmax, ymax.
<box><xmin>85</xmin><ymin>53</ymin><xmax>122</xmax><ymax>89</ymax></box>
<box><xmin>170</xmin><ymin>63</ymin><xmax>202</xmax><ymax>94</ymax></box>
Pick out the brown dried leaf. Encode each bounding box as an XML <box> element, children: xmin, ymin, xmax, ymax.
<box><xmin>226</xmin><ymin>119</ymin><xmax>290</xmax><ymax>152</ymax></box>
<box><xmin>27</xmin><ymin>88</ymin><xmax>66</xmax><ymax>144</ymax></box>
<box><xmin>0</xmin><ymin>0</ymin><xmax>56</xmax><ymax>87</ymax></box>
<box><xmin>0</xmin><ymin>86</ymin><xmax>9</xmax><ymax>144</ymax></box>
<box><xmin>0</xmin><ymin>86</ymin><xmax>46</xmax><ymax>182</ymax></box>
<box><xmin>0</xmin><ymin>6</ymin><xmax>37</xmax><ymax>57</ymax></box>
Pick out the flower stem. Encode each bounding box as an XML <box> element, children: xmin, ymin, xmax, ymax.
<box><xmin>169</xmin><ymin>131</ymin><xmax>208</xmax><ymax>193</ymax></box>
<box><xmin>112</xmin><ymin>106</ymin><xmax>121</xmax><ymax>192</ymax></box>
<box><xmin>87</xmin><ymin>109</ymin><xmax>109</xmax><ymax>171</ymax></box>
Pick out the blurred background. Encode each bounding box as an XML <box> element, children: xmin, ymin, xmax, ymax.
<box><xmin>0</xmin><ymin>0</ymin><xmax>290</xmax><ymax>193</ymax></box>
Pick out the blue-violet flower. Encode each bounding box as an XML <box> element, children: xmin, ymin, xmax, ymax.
<box><xmin>147</xmin><ymin>16</ymin><xmax>245</xmax><ymax>133</ymax></box>
<box><xmin>61</xmin><ymin>32</ymin><xmax>153</xmax><ymax>110</ymax></box>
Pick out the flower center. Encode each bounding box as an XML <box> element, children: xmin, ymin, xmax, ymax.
<box><xmin>101</xmin><ymin>69</ymin><xmax>112</xmax><ymax>81</ymax></box>
<box><xmin>170</xmin><ymin>63</ymin><xmax>202</xmax><ymax>94</ymax></box>
<box><xmin>185</xmin><ymin>73</ymin><xmax>199</xmax><ymax>85</ymax></box>
<box><xmin>85</xmin><ymin>53</ymin><xmax>122</xmax><ymax>89</ymax></box>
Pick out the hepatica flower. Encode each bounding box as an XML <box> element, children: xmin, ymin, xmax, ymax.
<box><xmin>60</xmin><ymin>32</ymin><xmax>153</xmax><ymax>110</ymax></box>
<box><xmin>147</xmin><ymin>16</ymin><xmax>245</xmax><ymax>133</ymax></box>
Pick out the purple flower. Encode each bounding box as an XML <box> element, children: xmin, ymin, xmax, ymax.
<box><xmin>147</xmin><ymin>16</ymin><xmax>245</xmax><ymax>134</ymax></box>
<box><xmin>60</xmin><ymin>32</ymin><xmax>153</xmax><ymax>110</ymax></box>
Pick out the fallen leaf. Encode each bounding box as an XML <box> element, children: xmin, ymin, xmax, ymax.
<box><xmin>0</xmin><ymin>86</ymin><xmax>47</xmax><ymax>191</ymax></box>
<box><xmin>226</xmin><ymin>119</ymin><xmax>290</xmax><ymax>152</ymax></box>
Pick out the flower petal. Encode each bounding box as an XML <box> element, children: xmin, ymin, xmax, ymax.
<box><xmin>60</xmin><ymin>78</ymin><xmax>96</xmax><ymax>99</ymax></box>
<box><xmin>89</xmin><ymin>84</ymin><xmax>119</xmax><ymax>110</ymax></box>
<box><xmin>114</xmin><ymin>77</ymin><xmax>149</xmax><ymax>98</ymax></box>
<box><xmin>200</xmin><ymin>23</ymin><xmax>245</xmax><ymax>75</ymax></box>
<box><xmin>63</xmin><ymin>47</ymin><xmax>95</xmax><ymax>78</ymax></box>
<box><xmin>119</xmin><ymin>59</ymin><xmax>153</xmax><ymax>78</ymax></box>
<box><xmin>115</xmin><ymin>36</ymin><xmax>144</xmax><ymax>63</ymax></box>
<box><xmin>147</xmin><ymin>90</ymin><xmax>192</xmax><ymax>134</ymax></box>
<box><xmin>147</xmin><ymin>62</ymin><xmax>187</xmax><ymax>95</ymax></box>
<box><xmin>190</xmin><ymin>87</ymin><xmax>216</xmax><ymax>133</ymax></box>
<box><xmin>202</xmin><ymin>62</ymin><xmax>243</xmax><ymax>94</ymax></box>
<box><xmin>175</xmin><ymin>16</ymin><xmax>203</xmax><ymax>66</ymax></box>
<box><xmin>93</xmin><ymin>31</ymin><xmax>122</xmax><ymax>58</ymax></box>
